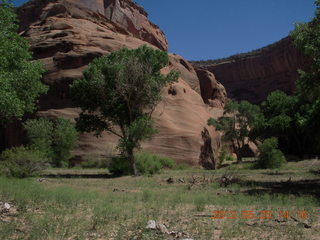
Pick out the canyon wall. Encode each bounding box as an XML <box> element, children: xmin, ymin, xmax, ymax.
<box><xmin>192</xmin><ymin>37</ymin><xmax>308</xmax><ymax>103</ymax></box>
<box><xmin>6</xmin><ymin>0</ymin><xmax>227</xmax><ymax>168</ymax></box>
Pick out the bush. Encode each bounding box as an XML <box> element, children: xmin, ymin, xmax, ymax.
<box><xmin>108</xmin><ymin>156</ymin><xmax>130</xmax><ymax>176</ymax></box>
<box><xmin>256</xmin><ymin>138</ymin><xmax>286</xmax><ymax>169</ymax></box>
<box><xmin>0</xmin><ymin>146</ymin><xmax>48</xmax><ymax>178</ymax></box>
<box><xmin>52</xmin><ymin>118</ymin><xmax>78</xmax><ymax>167</ymax></box>
<box><xmin>23</xmin><ymin>118</ymin><xmax>53</xmax><ymax>159</ymax></box>
<box><xmin>136</xmin><ymin>152</ymin><xmax>175</xmax><ymax>175</ymax></box>
<box><xmin>24</xmin><ymin>117</ymin><xmax>78</xmax><ymax>167</ymax></box>
<box><xmin>109</xmin><ymin>152</ymin><xmax>176</xmax><ymax>176</ymax></box>
<box><xmin>80</xmin><ymin>156</ymin><xmax>110</xmax><ymax>169</ymax></box>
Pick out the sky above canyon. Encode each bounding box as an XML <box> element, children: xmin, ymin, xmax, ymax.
<box><xmin>13</xmin><ymin>0</ymin><xmax>316</xmax><ymax>60</ymax></box>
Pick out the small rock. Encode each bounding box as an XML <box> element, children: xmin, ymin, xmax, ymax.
<box><xmin>178</xmin><ymin>178</ymin><xmax>185</xmax><ymax>183</ymax></box>
<box><xmin>3</xmin><ymin>203</ymin><xmax>10</xmax><ymax>210</ymax></box>
<box><xmin>146</xmin><ymin>220</ymin><xmax>156</xmax><ymax>230</ymax></box>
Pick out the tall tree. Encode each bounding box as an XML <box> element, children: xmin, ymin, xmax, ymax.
<box><xmin>208</xmin><ymin>100</ymin><xmax>263</xmax><ymax>162</ymax></box>
<box><xmin>70</xmin><ymin>45</ymin><xmax>179</xmax><ymax>175</ymax></box>
<box><xmin>290</xmin><ymin>0</ymin><xmax>320</xmax><ymax>154</ymax></box>
<box><xmin>259</xmin><ymin>90</ymin><xmax>305</xmax><ymax>156</ymax></box>
<box><xmin>0</xmin><ymin>0</ymin><xmax>47</xmax><ymax>123</ymax></box>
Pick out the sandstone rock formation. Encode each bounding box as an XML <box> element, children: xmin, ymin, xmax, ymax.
<box><xmin>195</xmin><ymin>68</ymin><xmax>227</xmax><ymax>108</ymax></box>
<box><xmin>192</xmin><ymin>37</ymin><xmax>308</xmax><ymax>103</ymax></box>
<box><xmin>10</xmin><ymin>0</ymin><xmax>227</xmax><ymax>168</ymax></box>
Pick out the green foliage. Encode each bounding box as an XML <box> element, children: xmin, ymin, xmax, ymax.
<box><xmin>218</xmin><ymin>146</ymin><xmax>228</xmax><ymax>167</ymax></box>
<box><xmin>71</xmin><ymin>45</ymin><xmax>179</xmax><ymax>175</ymax></box>
<box><xmin>0</xmin><ymin>146</ymin><xmax>48</xmax><ymax>178</ymax></box>
<box><xmin>217</xmin><ymin>145</ymin><xmax>234</xmax><ymax>167</ymax></box>
<box><xmin>109</xmin><ymin>152</ymin><xmax>176</xmax><ymax>176</ymax></box>
<box><xmin>0</xmin><ymin>0</ymin><xmax>48</xmax><ymax>122</ymax></box>
<box><xmin>51</xmin><ymin>118</ymin><xmax>78</xmax><ymax>167</ymax></box>
<box><xmin>225</xmin><ymin>155</ymin><xmax>234</xmax><ymax>162</ymax></box>
<box><xmin>108</xmin><ymin>156</ymin><xmax>130</xmax><ymax>176</ymax></box>
<box><xmin>80</xmin><ymin>156</ymin><xmax>110</xmax><ymax>169</ymax></box>
<box><xmin>289</xmin><ymin>1</ymin><xmax>320</xmax><ymax>154</ymax></box>
<box><xmin>290</xmin><ymin>0</ymin><xmax>320</xmax><ymax>101</ymax></box>
<box><xmin>261</xmin><ymin>90</ymin><xmax>297</xmax><ymax>132</ymax></box>
<box><xmin>257</xmin><ymin>90</ymin><xmax>304</xmax><ymax>154</ymax></box>
<box><xmin>23</xmin><ymin>118</ymin><xmax>78</xmax><ymax>167</ymax></box>
<box><xmin>208</xmin><ymin>99</ymin><xmax>263</xmax><ymax>162</ymax></box>
<box><xmin>135</xmin><ymin>152</ymin><xmax>175</xmax><ymax>175</ymax></box>
<box><xmin>23</xmin><ymin>118</ymin><xmax>53</xmax><ymax>158</ymax></box>
<box><xmin>256</xmin><ymin>138</ymin><xmax>286</xmax><ymax>169</ymax></box>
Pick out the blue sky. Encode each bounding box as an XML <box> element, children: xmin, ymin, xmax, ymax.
<box><xmin>13</xmin><ymin>0</ymin><xmax>316</xmax><ymax>60</ymax></box>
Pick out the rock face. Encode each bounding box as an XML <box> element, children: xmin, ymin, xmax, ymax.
<box><xmin>17</xmin><ymin>0</ymin><xmax>168</xmax><ymax>51</ymax></box>
<box><xmin>10</xmin><ymin>0</ymin><xmax>227</xmax><ymax>168</ymax></box>
<box><xmin>195</xmin><ymin>68</ymin><xmax>227</xmax><ymax>108</ymax></box>
<box><xmin>192</xmin><ymin>37</ymin><xmax>308</xmax><ymax>103</ymax></box>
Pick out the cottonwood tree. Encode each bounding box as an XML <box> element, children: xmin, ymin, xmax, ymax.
<box><xmin>0</xmin><ymin>0</ymin><xmax>47</xmax><ymax>123</ymax></box>
<box><xmin>71</xmin><ymin>45</ymin><xmax>179</xmax><ymax>175</ymax></box>
<box><xmin>290</xmin><ymin>0</ymin><xmax>320</xmax><ymax>154</ymax></box>
<box><xmin>208</xmin><ymin>100</ymin><xmax>263</xmax><ymax>162</ymax></box>
<box><xmin>258</xmin><ymin>90</ymin><xmax>307</xmax><ymax>156</ymax></box>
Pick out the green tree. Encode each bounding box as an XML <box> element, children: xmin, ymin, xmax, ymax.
<box><xmin>290</xmin><ymin>0</ymin><xmax>320</xmax><ymax>154</ymax></box>
<box><xmin>23</xmin><ymin>118</ymin><xmax>53</xmax><ymax>158</ymax></box>
<box><xmin>0</xmin><ymin>0</ymin><xmax>48</xmax><ymax>122</ymax></box>
<box><xmin>70</xmin><ymin>45</ymin><xmax>179</xmax><ymax>175</ymax></box>
<box><xmin>24</xmin><ymin>118</ymin><xmax>78</xmax><ymax>167</ymax></box>
<box><xmin>256</xmin><ymin>137</ymin><xmax>286</xmax><ymax>169</ymax></box>
<box><xmin>0</xmin><ymin>146</ymin><xmax>48</xmax><ymax>178</ymax></box>
<box><xmin>208</xmin><ymin>100</ymin><xmax>262</xmax><ymax>162</ymax></box>
<box><xmin>52</xmin><ymin>118</ymin><xmax>78</xmax><ymax>167</ymax></box>
<box><xmin>258</xmin><ymin>90</ymin><xmax>306</xmax><ymax>155</ymax></box>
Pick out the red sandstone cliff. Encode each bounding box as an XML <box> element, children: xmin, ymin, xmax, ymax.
<box><xmin>192</xmin><ymin>37</ymin><xmax>308</xmax><ymax>103</ymax></box>
<box><xmin>8</xmin><ymin>0</ymin><xmax>226</xmax><ymax>168</ymax></box>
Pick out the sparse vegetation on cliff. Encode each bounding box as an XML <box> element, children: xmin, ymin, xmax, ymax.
<box><xmin>190</xmin><ymin>37</ymin><xmax>290</xmax><ymax>67</ymax></box>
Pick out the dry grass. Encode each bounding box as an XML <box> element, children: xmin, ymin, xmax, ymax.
<box><xmin>0</xmin><ymin>160</ymin><xmax>319</xmax><ymax>239</ymax></box>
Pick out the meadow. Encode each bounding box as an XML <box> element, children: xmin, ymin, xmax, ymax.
<box><xmin>0</xmin><ymin>159</ymin><xmax>319</xmax><ymax>240</ymax></box>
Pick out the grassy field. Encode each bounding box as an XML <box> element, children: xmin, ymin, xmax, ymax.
<box><xmin>0</xmin><ymin>160</ymin><xmax>319</xmax><ymax>240</ymax></box>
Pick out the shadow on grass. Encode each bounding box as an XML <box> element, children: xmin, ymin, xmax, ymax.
<box><xmin>262</xmin><ymin>171</ymin><xmax>299</xmax><ymax>176</ymax></box>
<box><xmin>239</xmin><ymin>179</ymin><xmax>320</xmax><ymax>200</ymax></box>
<box><xmin>41</xmin><ymin>173</ymin><xmax>118</xmax><ymax>179</ymax></box>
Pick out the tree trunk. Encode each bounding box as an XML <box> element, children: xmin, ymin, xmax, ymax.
<box><xmin>236</xmin><ymin>141</ymin><xmax>242</xmax><ymax>163</ymax></box>
<box><xmin>236</xmin><ymin>152</ymin><xmax>242</xmax><ymax>163</ymax></box>
<box><xmin>127</xmin><ymin>147</ymin><xmax>138</xmax><ymax>176</ymax></box>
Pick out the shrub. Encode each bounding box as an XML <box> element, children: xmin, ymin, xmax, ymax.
<box><xmin>136</xmin><ymin>152</ymin><xmax>175</xmax><ymax>175</ymax></box>
<box><xmin>80</xmin><ymin>156</ymin><xmax>110</xmax><ymax>169</ymax></box>
<box><xmin>256</xmin><ymin>138</ymin><xmax>286</xmax><ymax>169</ymax></box>
<box><xmin>0</xmin><ymin>146</ymin><xmax>48</xmax><ymax>178</ymax></box>
<box><xmin>218</xmin><ymin>146</ymin><xmax>227</xmax><ymax>167</ymax></box>
<box><xmin>52</xmin><ymin>118</ymin><xmax>78</xmax><ymax>167</ymax></box>
<box><xmin>109</xmin><ymin>152</ymin><xmax>176</xmax><ymax>176</ymax></box>
<box><xmin>108</xmin><ymin>156</ymin><xmax>130</xmax><ymax>176</ymax></box>
<box><xmin>23</xmin><ymin>118</ymin><xmax>53</xmax><ymax>159</ymax></box>
<box><xmin>226</xmin><ymin>155</ymin><xmax>234</xmax><ymax>161</ymax></box>
<box><xmin>23</xmin><ymin>117</ymin><xmax>78</xmax><ymax>167</ymax></box>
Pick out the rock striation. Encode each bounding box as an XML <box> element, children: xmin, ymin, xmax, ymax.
<box><xmin>8</xmin><ymin>0</ymin><xmax>227</xmax><ymax>168</ymax></box>
<box><xmin>192</xmin><ymin>37</ymin><xmax>308</xmax><ymax>103</ymax></box>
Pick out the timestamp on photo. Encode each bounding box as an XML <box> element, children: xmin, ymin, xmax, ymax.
<box><xmin>211</xmin><ymin>210</ymin><xmax>310</xmax><ymax>220</ymax></box>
